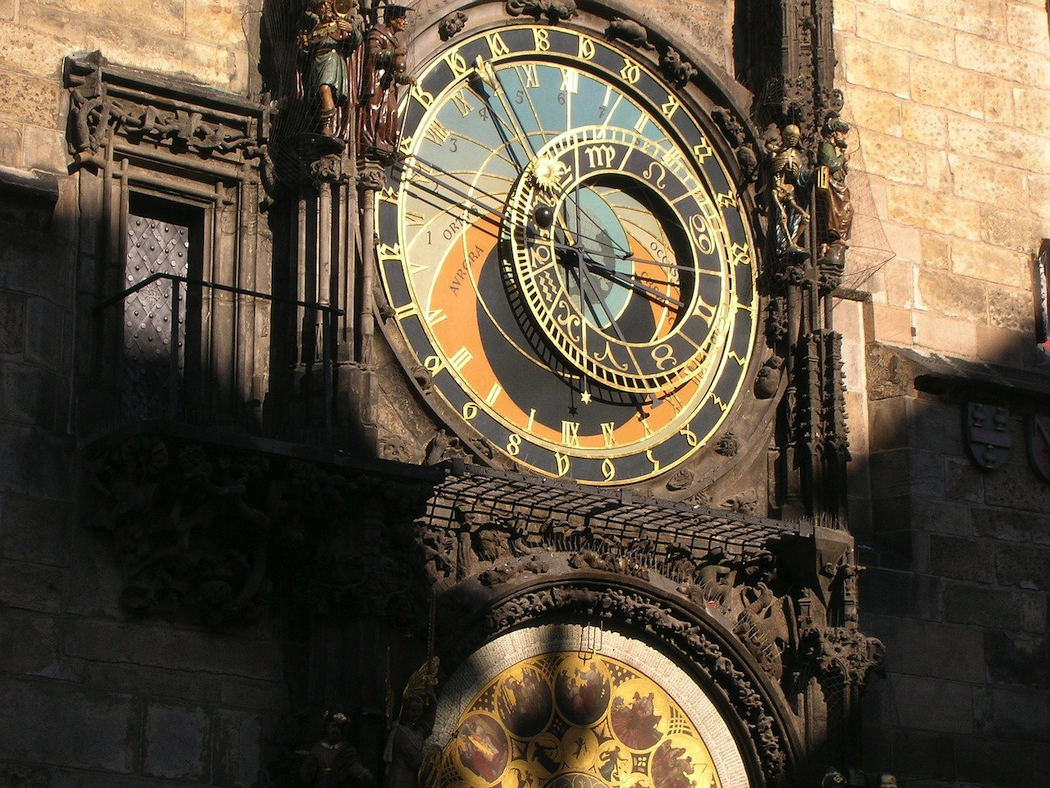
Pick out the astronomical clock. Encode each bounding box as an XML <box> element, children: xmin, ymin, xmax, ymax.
<box><xmin>374</xmin><ymin>2</ymin><xmax>772</xmax><ymax>495</ymax></box>
<box><xmin>288</xmin><ymin>1</ymin><xmax>878</xmax><ymax>786</ymax></box>
<box><xmin>62</xmin><ymin>0</ymin><xmax>881</xmax><ymax>784</ymax></box>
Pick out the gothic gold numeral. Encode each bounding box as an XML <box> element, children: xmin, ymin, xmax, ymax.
<box><xmin>578</xmin><ymin>36</ymin><xmax>596</xmax><ymax>60</ymax></box>
<box><xmin>559</xmin><ymin>67</ymin><xmax>579</xmax><ymax>94</ymax></box>
<box><xmin>507</xmin><ymin>434</ymin><xmax>522</xmax><ymax>456</ymax></box>
<box><xmin>554</xmin><ymin>452</ymin><xmax>570</xmax><ymax>477</ymax></box>
<box><xmin>445</xmin><ymin>50</ymin><xmax>469</xmax><ymax>77</ymax></box>
<box><xmin>693</xmin><ymin>137</ymin><xmax>714</xmax><ymax>163</ymax></box>
<box><xmin>412</xmin><ymin>83</ymin><xmax>434</xmax><ymax>109</ymax></box>
<box><xmin>424</xmin><ymin>121</ymin><xmax>452</xmax><ymax>145</ymax></box>
<box><xmin>394</xmin><ymin>303</ymin><xmax>418</xmax><ymax>321</ymax></box>
<box><xmin>620</xmin><ymin>59</ymin><xmax>641</xmax><ymax>84</ymax></box>
<box><xmin>561</xmin><ymin>421</ymin><xmax>581</xmax><ymax>447</ymax></box>
<box><xmin>640</xmin><ymin>414</ymin><xmax>654</xmax><ymax>438</ymax></box>
<box><xmin>462</xmin><ymin>402</ymin><xmax>478</xmax><ymax>421</ymax></box>
<box><xmin>485</xmin><ymin>31</ymin><xmax>509</xmax><ymax>57</ymax></box>
<box><xmin>680</xmin><ymin>427</ymin><xmax>698</xmax><ymax>446</ymax></box>
<box><xmin>645</xmin><ymin>449</ymin><xmax>660</xmax><ymax>472</ymax></box>
<box><xmin>518</xmin><ymin>63</ymin><xmax>539</xmax><ymax>88</ymax></box>
<box><xmin>451</xmin><ymin>90</ymin><xmax>472</xmax><ymax>117</ymax></box>
<box><xmin>533</xmin><ymin>28</ymin><xmax>550</xmax><ymax>51</ymax></box>
<box><xmin>602</xmin><ymin>458</ymin><xmax>616</xmax><ymax>482</ymax></box>
<box><xmin>661</xmin><ymin>95</ymin><xmax>681</xmax><ymax>119</ymax></box>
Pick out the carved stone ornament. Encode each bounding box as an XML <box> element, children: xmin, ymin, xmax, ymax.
<box><xmin>799</xmin><ymin>626</ymin><xmax>885</xmax><ymax>687</ymax></box>
<box><xmin>505</xmin><ymin>0</ymin><xmax>577</xmax><ymax>23</ymax></box>
<box><xmin>64</xmin><ymin>52</ymin><xmax>263</xmax><ymax>167</ymax></box>
<box><xmin>605</xmin><ymin>17</ymin><xmax>651</xmax><ymax>50</ymax></box>
<box><xmin>439</xmin><ymin>11</ymin><xmax>468</xmax><ymax>40</ymax></box>
<box><xmin>86</xmin><ymin>432</ymin><xmax>437</xmax><ymax>627</ymax></box>
<box><xmin>965</xmin><ymin>401</ymin><xmax>1011</xmax><ymax>471</ymax></box>
<box><xmin>659</xmin><ymin>46</ymin><xmax>697</xmax><ymax>87</ymax></box>
<box><xmin>754</xmin><ymin>355</ymin><xmax>783</xmax><ymax>399</ymax></box>
<box><xmin>357</xmin><ymin>161</ymin><xmax>387</xmax><ymax>192</ymax></box>
<box><xmin>714</xmin><ymin>432</ymin><xmax>741</xmax><ymax>457</ymax></box>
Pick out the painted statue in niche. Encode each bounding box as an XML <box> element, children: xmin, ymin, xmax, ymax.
<box><xmin>815</xmin><ymin>116</ymin><xmax>854</xmax><ymax>269</ymax></box>
<box><xmin>299</xmin><ymin>0</ymin><xmax>365</xmax><ymax>139</ymax></box>
<box><xmin>771</xmin><ymin>123</ymin><xmax>810</xmax><ymax>256</ymax></box>
<box><xmin>434</xmin><ymin>653</ymin><xmax>723</xmax><ymax>788</ymax></box>
<box><xmin>358</xmin><ymin>1</ymin><xmax>415</xmax><ymax>160</ymax></box>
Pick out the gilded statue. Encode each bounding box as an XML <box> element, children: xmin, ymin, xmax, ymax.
<box><xmin>385</xmin><ymin>658</ymin><xmax>441</xmax><ymax>788</ymax></box>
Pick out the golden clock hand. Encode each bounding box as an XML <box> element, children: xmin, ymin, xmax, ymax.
<box><xmin>392</xmin><ymin>156</ymin><xmax>511</xmax><ymax>230</ymax></box>
<box><xmin>468</xmin><ymin>57</ymin><xmax>538</xmax><ymax>167</ymax></box>
<box><xmin>583</xmin><ymin>259</ymin><xmax>685</xmax><ymax>309</ymax></box>
<box><xmin>550</xmin><ymin>241</ymin><xmax>681</xmax><ymax>302</ymax></box>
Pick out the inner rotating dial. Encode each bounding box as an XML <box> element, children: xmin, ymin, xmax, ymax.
<box><xmin>505</xmin><ymin>128</ymin><xmax>724</xmax><ymax>396</ymax></box>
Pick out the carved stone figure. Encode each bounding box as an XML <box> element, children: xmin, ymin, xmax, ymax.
<box><xmin>659</xmin><ymin>47</ymin><xmax>696</xmax><ymax>87</ymax></box>
<box><xmin>605</xmin><ymin>17</ymin><xmax>650</xmax><ymax>49</ymax></box>
<box><xmin>820</xmin><ymin>767</ymin><xmax>846</xmax><ymax>788</ymax></box>
<box><xmin>300</xmin><ymin>0</ymin><xmax>364</xmax><ymax>139</ymax></box>
<box><xmin>505</xmin><ymin>0</ymin><xmax>577</xmax><ymax>23</ymax></box>
<box><xmin>358</xmin><ymin>3</ymin><xmax>415</xmax><ymax>161</ymax></box>
<box><xmin>301</xmin><ymin>711</ymin><xmax>372</xmax><ymax>788</ymax></box>
<box><xmin>439</xmin><ymin>11</ymin><xmax>467</xmax><ymax>40</ymax></box>
<box><xmin>385</xmin><ymin>659</ymin><xmax>441</xmax><ymax>788</ymax></box>
<box><xmin>816</xmin><ymin>116</ymin><xmax>854</xmax><ymax>268</ymax></box>
<box><xmin>754</xmin><ymin>356</ymin><xmax>783</xmax><ymax>399</ymax></box>
<box><xmin>771</xmin><ymin>124</ymin><xmax>809</xmax><ymax>256</ymax></box>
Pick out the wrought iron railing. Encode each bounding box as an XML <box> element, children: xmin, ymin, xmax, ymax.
<box><xmin>96</xmin><ymin>272</ymin><xmax>345</xmax><ymax>441</ymax></box>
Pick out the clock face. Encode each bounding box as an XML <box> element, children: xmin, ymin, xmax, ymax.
<box><xmin>376</xmin><ymin>22</ymin><xmax>757</xmax><ymax>485</ymax></box>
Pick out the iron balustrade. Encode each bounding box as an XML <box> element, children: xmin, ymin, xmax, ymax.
<box><xmin>96</xmin><ymin>272</ymin><xmax>345</xmax><ymax>440</ymax></box>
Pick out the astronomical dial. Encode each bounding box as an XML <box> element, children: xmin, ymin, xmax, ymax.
<box><xmin>376</xmin><ymin>22</ymin><xmax>757</xmax><ymax>485</ymax></box>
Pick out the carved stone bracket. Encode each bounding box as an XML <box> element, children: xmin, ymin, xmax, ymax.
<box><xmin>799</xmin><ymin>626</ymin><xmax>885</xmax><ymax>688</ymax></box>
<box><xmin>439</xmin><ymin>11</ymin><xmax>468</xmax><ymax>40</ymax></box>
<box><xmin>85</xmin><ymin>430</ymin><xmax>439</xmax><ymax>628</ymax></box>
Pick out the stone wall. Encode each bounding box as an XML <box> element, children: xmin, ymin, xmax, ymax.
<box><xmin>0</xmin><ymin>0</ymin><xmax>258</xmax><ymax>175</ymax></box>
<box><xmin>0</xmin><ymin>2</ymin><xmax>289</xmax><ymax>786</ymax></box>
<box><xmin>836</xmin><ymin>0</ymin><xmax>1050</xmax><ymax>359</ymax></box>
<box><xmin>0</xmin><ymin>184</ymin><xmax>291</xmax><ymax>787</ymax></box>
<box><xmin>835</xmin><ymin>1</ymin><xmax>1050</xmax><ymax>784</ymax></box>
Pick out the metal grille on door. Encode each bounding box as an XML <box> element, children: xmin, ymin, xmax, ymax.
<box><xmin>122</xmin><ymin>215</ymin><xmax>189</xmax><ymax>419</ymax></box>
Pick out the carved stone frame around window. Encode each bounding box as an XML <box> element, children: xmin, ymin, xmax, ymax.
<box><xmin>65</xmin><ymin>52</ymin><xmax>270</xmax><ymax>428</ymax></box>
